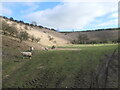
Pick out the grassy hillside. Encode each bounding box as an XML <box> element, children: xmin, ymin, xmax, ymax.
<box><xmin>3</xmin><ymin>36</ymin><xmax>118</xmax><ymax>88</ymax></box>
<box><xmin>62</xmin><ymin>29</ymin><xmax>119</xmax><ymax>43</ymax></box>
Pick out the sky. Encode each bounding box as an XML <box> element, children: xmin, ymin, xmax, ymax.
<box><xmin>1</xmin><ymin>0</ymin><xmax>119</xmax><ymax>32</ymax></box>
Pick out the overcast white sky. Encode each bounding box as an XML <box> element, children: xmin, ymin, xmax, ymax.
<box><xmin>1</xmin><ymin>0</ymin><xmax>119</xmax><ymax>31</ymax></box>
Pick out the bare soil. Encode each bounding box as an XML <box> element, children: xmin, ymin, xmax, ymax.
<box><xmin>49</xmin><ymin>48</ymin><xmax>81</xmax><ymax>51</ymax></box>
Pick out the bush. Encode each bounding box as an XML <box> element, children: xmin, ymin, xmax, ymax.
<box><xmin>2</xmin><ymin>20</ymin><xmax>18</xmax><ymax>36</ymax></box>
<box><xmin>19</xmin><ymin>20</ymin><xmax>24</xmax><ymax>23</ymax></box>
<box><xmin>24</xmin><ymin>26</ymin><xmax>28</xmax><ymax>30</ymax></box>
<box><xmin>48</xmin><ymin>35</ymin><xmax>54</xmax><ymax>41</ymax></box>
<box><xmin>2</xmin><ymin>20</ymin><xmax>9</xmax><ymax>31</ymax></box>
<box><xmin>10</xmin><ymin>17</ymin><xmax>14</xmax><ymax>20</ymax></box>
<box><xmin>71</xmin><ymin>40</ymin><xmax>78</xmax><ymax>44</ymax></box>
<box><xmin>30</xmin><ymin>35</ymin><xmax>35</xmax><ymax>42</ymax></box>
<box><xmin>9</xmin><ymin>26</ymin><xmax>18</xmax><ymax>36</ymax></box>
<box><xmin>18</xmin><ymin>31</ymin><xmax>29</xmax><ymax>42</ymax></box>
<box><xmin>35</xmin><ymin>38</ymin><xmax>41</xmax><ymax>42</ymax></box>
<box><xmin>53</xmin><ymin>40</ymin><xmax>56</xmax><ymax>43</ymax></box>
<box><xmin>38</xmin><ymin>25</ymin><xmax>43</xmax><ymax>28</ymax></box>
<box><xmin>50</xmin><ymin>28</ymin><xmax>56</xmax><ymax>31</ymax></box>
<box><xmin>78</xmin><ymin>34</ymin><xmax>89</xmax><ymax>44</ymax></box>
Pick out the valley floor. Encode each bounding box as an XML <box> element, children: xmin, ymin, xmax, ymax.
<box><xmin>2</xmin><ymin>36</ymin><xmax>118</xmax><ymax>88</ymax></box>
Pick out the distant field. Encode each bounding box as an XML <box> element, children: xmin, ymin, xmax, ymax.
<box><xmin>2</xmin><ymin>43</ymin><xmax>118</xmax><ymax>88</ymax></box>
<box><xmin>57</xmin><ymin>43</ymin><xmax>118</xmax><ymax>48</ymax></box>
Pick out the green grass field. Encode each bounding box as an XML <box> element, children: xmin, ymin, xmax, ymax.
<box><xmin>2</xmin><ymin>40</ymin><xmax>118</xmax><ymax>88</ymax></box>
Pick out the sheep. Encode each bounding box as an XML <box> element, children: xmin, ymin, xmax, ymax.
<box><xmin>44</xmin><ymin>47</ymin><xmax>48</xmax><ymax>51</ymax></box>
<box><xmin>21</xmin><ymin>47</ymin><xmax>34</xmax><ymax>59</ymax></box>
<box><xmin>29</xmin><ymin>47</ymin><xmax>34</xmax><ymax>52</ymax></box>
<box><xmin>21</xmin><ymin>51</ymin><xmax>32</xmax><ymax>59</ymax></box>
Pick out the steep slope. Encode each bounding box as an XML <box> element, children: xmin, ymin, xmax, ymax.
<box><xmin>1</xmin><ymin>17</ymin><xmax>71</xmax><ymax>46</ymax></box>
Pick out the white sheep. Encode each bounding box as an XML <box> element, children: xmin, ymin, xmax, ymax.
<box><xmin>29</xmin><ymin>47</ymin><xmax>34</xmax><ymax>52</ymax></box>
<box><xmin>21</xmin><ymin>51</ymin><xmax>32</xmax><ymax>59</ymax></box>
<box><xmin>21</xmin><ymin>47</ymin><xmax>34</xmax><ymax>59</ymax></box>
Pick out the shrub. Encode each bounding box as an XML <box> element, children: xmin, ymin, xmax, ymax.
<box><xmin>51</xmin><ymin>28</ymin><xmax>56</xmax><ymax>31</ymax></box>
<box><xmin>48</xmin><ymin>35</ymin><xmax>54</xmax><ymax>41</ymax></box>
<box><xmin>24</xmin><ymin>26</ymin><xmax>28</xmax><ymax>30</ymax></box>
<box><xmin>2</xmin><ymin>20</ymin><xmax>9</xmax><ymax>31</ymax></box>
<box><xmin>3</xmin><ymin>16</ymin><xmax>7</xmax><ymax>19</ymax></box>
<box><xmin>30</xmin><ymin>35</ymin><xmax>35</xmax><ymax>42</ymax></box>
<box><xmin>19</xmin><ymin>20</ymin><xmax>24</xmax><ymax>23</ymax></box>
<box><xmin>65</xmin><ymin>33</ymin><xmax>67</xmax><ymax>35</ymax></box>
<box><xmin>18</xmin><ymin>31</ymin><xmax>29</xmax><ymax>42</ymax></box>
<box><xmin>43</xmin><ymin>31</ymin><xmax>46</xmax><ymax>33</ymax></box>
<box><xmin>35</xmin><ymin>38</ymin><xmax>41</xmax><ymax>42</ymax></box>
<box><xmin>10</xmin><ymin>17</ymin><xmax>14</xmax><ymax>20</ymax></box>
<box><xmin>53</xmin><ymin>41</ymin><xmax>56</xmax><ymax>43</ymax></box>
<box><xmin>78</xmin><ymin>34</ymin><xmax>89</xmax><ymax>44</ymax></box>
<box><xmin>9</xmin><ymin>26</ymin><xmax>18</xmax><ymax>36</ymax></box>
<box><xmin>2</xmin><ymin>20</ymin><xmax>18</xmax><ymax>36</ymax></box>
<box><xmin>71</xmin><ymin>40</ymin><xmax>78</xmax><ymax>44</ymax></box>
<box><xmin>38</xmin><ymin>25</ymin><xmax>43</xmax><ymax>28</ymax></box>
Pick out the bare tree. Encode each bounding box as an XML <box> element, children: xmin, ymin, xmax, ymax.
<box><xmin>31</xmin><ymin>21</ymin><xmax>37</xmax><ymax>26</ymax></box>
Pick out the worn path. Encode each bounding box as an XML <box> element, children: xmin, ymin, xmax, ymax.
<box><xmin>49</xmin><ymin>48</ymin><xmax>81</xmax><ymax>51</ymax></box>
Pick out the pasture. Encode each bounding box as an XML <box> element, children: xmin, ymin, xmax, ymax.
<box><xmin>2</xmin><ymin>43</ymin><xmax>118</xmax><ymax>88</ymax></box>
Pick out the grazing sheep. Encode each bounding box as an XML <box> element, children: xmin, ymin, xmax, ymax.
<box><xmin>21</xmin><ymin>47</ymin><xmax>35</xmax><ymax>59</ymax></box>
<box><xmin>29</xmin><ymin>47</ymin><xmax>34</xmax><ymax>52</ymax></box>
<box><xmin>44</xmin><ymin>47</ymin><xmax>48</xmax><ymax>51</ymax></box>
<box><xmin>21</xmin><ymin>51</ymin><xmax>32</xmax><ymax>59</ymax></box>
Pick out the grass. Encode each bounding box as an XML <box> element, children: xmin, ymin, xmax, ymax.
<box><xmin>2</xmin><ymin>37</ymin><xmax>118</xmax><ymax>88</ymax></box>
<box><xmin>57</xmin><ymin>43</ymin><xmax>118</xmax><ymax>48</ymax></box>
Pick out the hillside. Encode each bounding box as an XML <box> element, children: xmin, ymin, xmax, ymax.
<box><xmin>1</xmin><ymin>16</ymin><xmax>119</xmax><ymax>46</ymax></box>
<box><xmin>62</xmin><ymin>29</ymin><xmax>119</xmax><ymax>43</ymax></box>
<box><xmin>1</xmin><ymin>16</ymin><xmax>71</xmax><ymax>47</ymax></box>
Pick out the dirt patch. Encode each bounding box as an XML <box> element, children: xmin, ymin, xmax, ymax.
<box><xmin>50</xmin><ymin>48</ymin><xmax>81</xmax><ymax>51</ymax></box>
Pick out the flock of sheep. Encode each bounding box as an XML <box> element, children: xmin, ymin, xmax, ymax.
<box><xmin>21</xmin><ymin>46</ymin><xmax>56</xmax><ymax>59</ymax></box>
